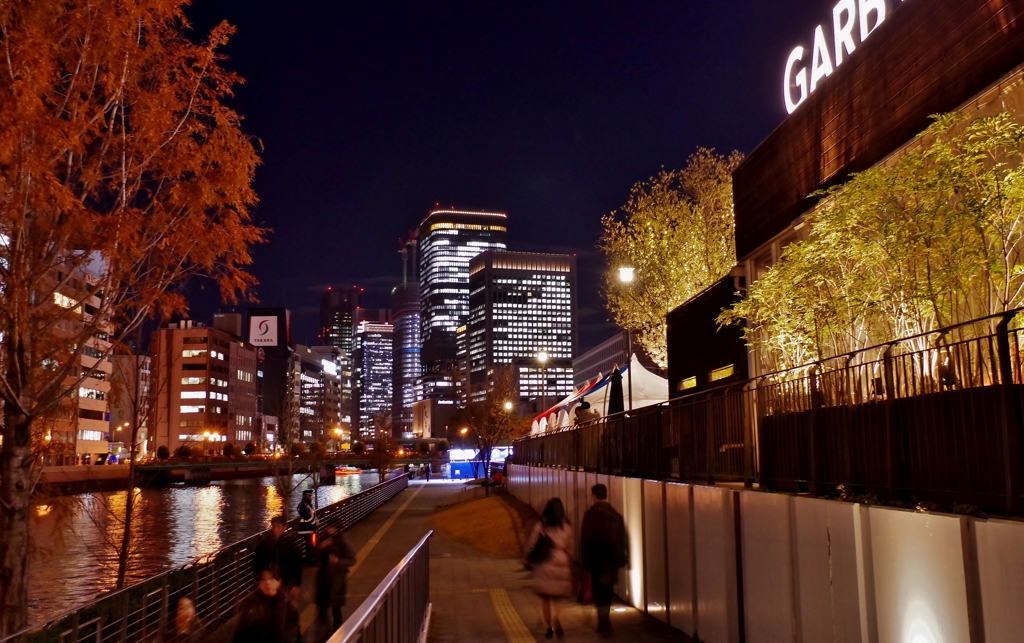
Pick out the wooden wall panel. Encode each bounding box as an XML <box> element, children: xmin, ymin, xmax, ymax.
<box><xmin>735</xmin><ymin>0</ymin><xmax>1024</xmax><ymax>260</ymax></box>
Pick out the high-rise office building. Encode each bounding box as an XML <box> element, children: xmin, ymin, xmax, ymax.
<box><xmin>392</xmin><ymin>238</ymin><xmax>421</xmax><ymax>437</ymax></box>
<box><xmin>467</xmin><ymin>251</ymin><xmax>577</xmax><ymax>407</ymax></box>
<box><xmin>353</xmin><ymin>320</ymin><xmax>394</xmax><ymax>438</ymax></box>
<box><xmin>320</xmin><ymin>287</ymin><xmax>362</xmax><ymax>352</ymax></box>
<box><xmin>417</xmin><ymin>209</ymin><xmax>507</xmax><ymax>408</ymax></box>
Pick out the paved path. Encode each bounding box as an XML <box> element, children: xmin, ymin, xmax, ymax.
<box><xmin>223</xmin><ymin>480</ymin><xmax>690</xmax><ymax>642</ymax></box>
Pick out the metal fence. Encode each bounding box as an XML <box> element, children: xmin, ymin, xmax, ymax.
<box><xmin>327</xmin><ymin>531</ymin><xmax>432</xmax><ymax>643</ymax></box>
<box><xmin>1</xmin><ymin>473</ymin><xmax>410</xmax><ymax>643</ymax></box>
<box><xmin>513</xmin><ymin>310</ymin><xmax>1024</xmax><ymax>514</ymax></box>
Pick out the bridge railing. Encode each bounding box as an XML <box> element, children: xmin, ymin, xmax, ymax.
<box><xmin>327</xmin><ymin>531</ymin><xmax>432</xmax><ymax>643</ymax></box>
<box><xmin>1</xmin><ymin>473</ymin><xmax>410</xmax><ymax>643</ymax></box>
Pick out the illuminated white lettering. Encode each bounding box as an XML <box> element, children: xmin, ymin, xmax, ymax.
<box><xmin>833</xmin><ymin>0</ymin><xmax>857</xmax><ymax>66</ymax></box>
<box><xmin>859</xmin><ymin>0</ymin><xmax>886</xmax><ymax>41</ymax></box>
<box><xmin>810</xmin><ymin>25</ymin><xmax>834</xmax><ymax>93</ymax></box>
<box><xmin>784</xmin><ymin>46</ymin><xmax>808</xmax><ymax>114</ymax></box>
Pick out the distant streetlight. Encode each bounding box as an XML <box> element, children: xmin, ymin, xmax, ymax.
<box><xmin>617</xmin><ymin>268</ymin><xmax>635</xmax><ymax>411</ymax></box>
<box><xmin>503</xmin><ymin>401</ymin><xmax>513</xmax><ymax>412</ymax></box>
<box><xmin>459</xmin><ymin>427</ymin><xmax>469</xmax><ymax>436</ymax></box>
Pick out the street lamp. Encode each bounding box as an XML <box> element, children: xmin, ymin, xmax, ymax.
<box><xmin>503</xmin><ymin>401</ymin><xmax>513</xmax><ymax>412</ymax></box>
<box><xmin>617</xmin><ymin>268</ymin><xmax>635</xmax><ymax>411</ymax></box>
<box><xmin>537</xmin><ymin>351</ymin><xmax>549</xmax><ymax>417</ymax></box>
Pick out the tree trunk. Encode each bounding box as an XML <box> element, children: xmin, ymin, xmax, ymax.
<box><xmin>0</xmin><ymin>410</ymin><xmax>34</xmax><ymax>636</ymax></box>
<box><xmin>116</xmin><ymin>426</ymin><xmax>140</xmax><ymax>589</ymax></box>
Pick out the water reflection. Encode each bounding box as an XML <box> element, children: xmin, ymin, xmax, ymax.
<box><xmin>28</xmin><ymin>473</ymin><xmax>374</xmax><ymax>625</ymax></box>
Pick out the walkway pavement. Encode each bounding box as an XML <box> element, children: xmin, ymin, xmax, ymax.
<box><xmin>222</xmin><ymin>479</ymin><xmax>690</xmax><ymax>642</ymax></box>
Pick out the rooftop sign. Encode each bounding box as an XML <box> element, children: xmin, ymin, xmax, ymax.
<box><xmin>784</xmin><ymin>0</ymin><xmax>905</xmax><ymax>114</ymax></box>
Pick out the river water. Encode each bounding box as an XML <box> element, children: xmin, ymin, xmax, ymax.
<box><xmin>27</xmin><ymin>473</ymin><xmax>377</xmax><ymax>625</ymax></box>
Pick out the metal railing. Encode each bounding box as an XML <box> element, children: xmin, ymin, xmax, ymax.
<box><xmin>2</xmin><ymin>473</ymin><xmax>410</xmax><ymax>643</ymax></box>
<box><xmin>513</xmin><ymin>310</ymin><xmax>1024</xmax><ymax>514</ymax></box>
<box><xmin>327</xmin><ymin>531</ymin><xmax>432</xmax><ymax>643</ymax></box>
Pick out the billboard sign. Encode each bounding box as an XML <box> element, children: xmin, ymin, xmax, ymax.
<box><xmin>249</xmin><ymin>316</ymin><xmax>279</xmax><ymax>347</ymax></box>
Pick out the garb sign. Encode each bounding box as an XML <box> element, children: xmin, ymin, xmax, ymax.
<box><xmin>249</xmin><ymin>316</ymin><xmax>278</xmax><ymax>347</ymax></box>
<box><xmin>784</xmin><ymin>0</ymin><xmax>907</xmax><ymax>114</ymax></box>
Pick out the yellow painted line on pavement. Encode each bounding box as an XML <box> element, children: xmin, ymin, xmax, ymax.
<box><xmin>299</xmin><ymin>484</ymin><xmax>426</xmax><ymax>633</ymax></box>
<box><xmin>490</xmin><ymin>588</ymin><xmax>534</xmax><ymax>643</ymax></box>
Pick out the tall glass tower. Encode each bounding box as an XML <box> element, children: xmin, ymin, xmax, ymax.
<box><xmin>392</xmin><ymin>238</ymin><xmax>421</xmax><ymax>437</ymax></box>
<box><xmin>467</xmin><ymin>251</ymin><xmax>577</xmax><ymax>405</ymax></box>
<box><xmin>320</xmin><ymin>286</ymin><xmax>362</xmax><ymax>352</ymax></box>
<box><xmin>417</xmin><ymin>209</ymin><xmax>507</xmax><ymax>405</ymax></box>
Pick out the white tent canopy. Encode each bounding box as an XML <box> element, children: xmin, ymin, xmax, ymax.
<box><xmin>530</xmin><ymin>354</ymin><xmax>668</xmax><ymax>434</ymax></box>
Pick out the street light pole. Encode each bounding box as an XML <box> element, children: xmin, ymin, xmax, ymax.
<box><xmin>618</xmin><ymin>267</ymin><xmax>636</xmax><ymax>412</ymax></box>
<box><xmin>537</xmin><ymin>350</ymin><xmax>549</xmax><ymax>418</ymax></box>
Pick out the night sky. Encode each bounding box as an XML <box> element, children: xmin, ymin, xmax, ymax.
<box><xmin>184</xmin><ymin>0</ymin><xmax>826</xmax><ymax>351</ymax></box>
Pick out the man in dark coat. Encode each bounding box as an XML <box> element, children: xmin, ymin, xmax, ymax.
<box><xmin>297</xmin><ymin>489</ymin><xmax>318</xmax><ymax>564</ymax></box>
<box><xmin>315</xmin><ymin>525</ymin><xmax>358</xmax><ymax>633</ymax></box>
<box><xmin>580</xmin><ymin>483</ymin><xmax>628</xmax><ymax>636</ymax></box>
<box><xmin>253</xmin><ymin>516</ymin><xmax>303</xmax><ymax>599</ymax></box>
<box><xmin>233</xmin><ymin>566</ymin><xmax>301</xmax><ymax>643</ymax></box>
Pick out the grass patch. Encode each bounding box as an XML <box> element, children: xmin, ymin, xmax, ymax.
<box><xmin>431</xmin><ymin>494</ymin><xmax>537</xmax><ymax>558</ymax></box>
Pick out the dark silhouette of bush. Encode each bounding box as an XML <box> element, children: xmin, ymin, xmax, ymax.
<box><xmin>190</xmin><ymin>446</ymin><xmax>205</xmax><ymax>458</ymax></box>
<box><xmin>417</xmin><ymin>440</ymin><xmax>430</xmax><ymax>455</ymax></box>
<box><xmin>435</xmin><ymin>439</ymin><xmax>450</xmax><ymax>454</ymax></box>
<box><xmin>351</xmin><ymin>441</ymin><xmax>366</xmax><ymax>455</ymax></box>
<box><xmin>290</xmin><ymin>442</ymin><xmax>306</xmax><ymax>456</ymax></box>
<box><xmin>310</xmin><ymin>441</ymin><xmax>326</xmax><ymax>456</ymax></box>
<box><xmin>223</xmin><ymin>443</ymin><xmax>237</xmax><ymax>457</ymax></box>
<box><xmin>243</xmin><ymin>442</ymin><xmax>256</xmax><ymax>455</ymax></box>
<box><xmin>156</xmin><ymin>445</ymin><xmax>171</xmax><ymax>460</ymax></box>
<box><xmin>174</xmin><ymin>445</ymin><xmax>192</xmax><ymax>459</ymax></box>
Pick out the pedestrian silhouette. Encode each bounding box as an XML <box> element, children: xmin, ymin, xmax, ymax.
<box><xmin>580</xmin><ymin>484</ymin><xmax>628</xmax><ymax>637</ymax></box>
<box><xmin>525</xmin><ymin>498</ymin><xmax>574</xmax><ymax>639</ymax></box>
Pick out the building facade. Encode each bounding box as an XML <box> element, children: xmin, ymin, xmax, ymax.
<box><xmin>108</xmin><ymin>354</ymin><xmax>151</xmax><ymax>457</ymax></box>
<box><xmin>467</xmin><ymin>251</ymin><xmax>577</xmax><ymax>407</ymax></box>
<box><xmin>392</xmin><ymin>282</ymin><xmax>421</xmax><ymax>437</ymax></box>
<box><xmin>320</xmin><ymin>287</ymin><xmax>363</xmax><ymax>352</ymax></box>
<box><xmin>352</xmin><ymin>321</ymin><xmax>394</xmax><ymax>438</ymax></box>
<box><xmin>150</xmin><ymin>320</ymin><xmax>258</xmax><ymax>454</ymax></box>
<box><xmin>417</xmin><ymin>209</ymin><xmax>508</xmax><ymax>414</ymax></box>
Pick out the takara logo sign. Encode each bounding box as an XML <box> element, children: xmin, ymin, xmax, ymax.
<box><xmin>249</xmin><ymin>316</ymin><xmax>278</xmax><ymax>347</ymax></box>
<box><xmin>784</xmin><ymin>0</ymin><xmax>906</xmax><ymax>114</ymax></box>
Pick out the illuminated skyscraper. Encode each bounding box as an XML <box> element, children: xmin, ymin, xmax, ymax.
<box><xmin>353</xmin><ymin>321</ymin><xmax>394</xmax><ymax>438</ymax></box>
<box><xmin>320</xmin><ymin>287</ymin><xmax>362</xmax><ymax>352</ymax></box>
<box><xmin>392</xmin><ymin>238</ymin><xmax>421</xmax><ymax>437</ymax></box>
<box><xmin>467</xmin><ymin>251</ymin><xmax>577</xmax><ymax>406</ymax></box>
<box><xmin>417</xmin><ymin>209</ymin><xmax>507</xmax><ymax>409</ymax></box>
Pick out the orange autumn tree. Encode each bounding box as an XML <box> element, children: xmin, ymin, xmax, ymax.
<box><xmin>0</xmin><ymin>0</ymin><xmax>264</xmax><ymax>633</ymax></box>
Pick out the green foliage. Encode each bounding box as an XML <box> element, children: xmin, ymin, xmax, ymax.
<box><xmin>243</xmin><ymin>442</ymin><xmax>256</xmax><ymax>455</ymax></box>
<box><xmin>289</xmin><ymin>442</ymin><xmax>306</xmax><ymax>456</ymax></box>
<box><xmin>417</xmin><ymin>440</ymin><xmax>430</xmax><ymax>455</ymax></box>
<box><xmin>435</xmin><ymin>439</ymin><xmax>450</xmax><ymax>454</ymax></box>
<box><xmin>722</xmin><ymin>111</ymin><xmax>1024</xmax><ymax>371</ymax></box>
<box><xmin>222</xmin><ymin>443</ymin><xmax>237</xmax><ymax>457</ymax></box>
<box><xmin>351</xmin><ymin>441</ymin><xmax>366</xmax><ymax>456</ymax></box>
<box><xmin>156</xmin><ymin>446</ymin><xmax>170</xmax><ymax>460</ymax></box>
<box><xmin>601</xmin><ymin>148</ymin><xmax>743</xmax><ymax>367</ymax></box>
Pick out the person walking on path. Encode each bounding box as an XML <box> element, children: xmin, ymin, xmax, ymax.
<box><xmin>315</xmin><ymin>524</ymin><xmax>358</xmax><ymax>634</ymax></box>
<box><xmin>253</xmin><ymin>516</ymin><xmax>303</xmax><ymax>600</ymax></box>
<box><xmin>297</xmin><ymin>489</ymin><xmax>318</xmax><ymax>564</ymax></box>
<box><xmin>525</xmin><ymin>498</ymin><xmax>574</xmax><ymax>639</ymax></box>
<box><xmin>233</xmin><ymin>566</ymin><xmax>301</xmax><ymax>643</ymax></box>
<box><xmin>425</xmin><ymin>462</ymin><xmax>431</xmax><ymax>481</ymax></box>
<box><xmin>581</xmin><ymin>484</ymin><xmax>629</xmax><ymax>637</ymax></box>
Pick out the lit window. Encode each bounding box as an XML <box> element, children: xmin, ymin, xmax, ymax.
<box><xmin>710</xmin><ymin>365</ymin><xmax>735</xmax><ymax>382</ymax></box>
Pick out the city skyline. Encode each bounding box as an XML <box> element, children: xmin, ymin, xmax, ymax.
<box><xmin>179</xmin><ymin>1</ymin><xmax>824</xmax><ymax>354</ymax></box>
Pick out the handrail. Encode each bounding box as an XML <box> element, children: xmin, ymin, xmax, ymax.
<box><xmin>328</xmin><ymin>530</ymin><xmax>433</xmax><ymax>643</ymax></box>
<box><xmin>1</xmin><ymin>473</ymin><xmax>410</xmax><ymax>643</ymax></box>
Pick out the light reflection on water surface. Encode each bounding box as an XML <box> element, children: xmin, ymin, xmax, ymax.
<box><xmin>28</xmin><ymin>473</ymin><xmax>374</xmax><ymax>624</ymax></box>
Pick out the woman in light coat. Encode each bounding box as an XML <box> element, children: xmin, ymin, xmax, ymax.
<box><xmin>525</xmin><ymin>498</ymin><xmax>574</xmax><ymax>639</ymax></box>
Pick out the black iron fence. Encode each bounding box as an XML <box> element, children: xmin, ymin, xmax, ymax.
<box><xmin>513</xmin><ymin>310</ymin><xmax>1024</xmax><ymax>514</ymax></box>
<box><xmin>1</xmin><ymin>473</ymin><xmax>409</xmax><ymax>643</ymax></box>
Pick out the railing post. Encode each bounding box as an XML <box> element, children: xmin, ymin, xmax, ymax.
<box><xmin>808</xmin><ymin>366</ymin><xmax>823</xmax><ymax>496</ymax></box>
<box><xmin>883</xmin><ymin>343</ymin><xmax>900</xmax><ymax>502</ymax></box>
<box><xmin>996</xmin><ymin>314</ymin><xmax>1023</xmax><ymax>514</ymax></box>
